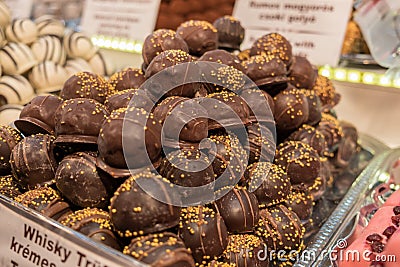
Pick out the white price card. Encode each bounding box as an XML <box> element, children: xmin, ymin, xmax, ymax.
<box><xmin>80</xmin><ymin>0</ymin><xmax>161</xmax><ymax>44</ymax></box>
<box><xmin>3</xmin><ymin>0</ymin><xmax>33</xmax><ymax>19</ymax></box>
<box><xmin>0</xmin><ymin>195</ymin><xmax>146</xmax><ymax>267</ymax></box>
<box><xmin>233</xmin><ymin>0</ymin><xmax>353</xmax><ymax>66</ymax></box>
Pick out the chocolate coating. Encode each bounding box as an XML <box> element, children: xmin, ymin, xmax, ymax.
<box><xmin>179</xmin><ymin>206</ymin><xmax>228</xmax><ymax>263</ymax></box>
<box><xmin>0</xmin><ymin>174</ymin><xmax>22</xmax><ymax>198</ymax></box>
<box><xmin>244</xmin><ymin>123</ymin><xmax>276</xmax><ymax>164</ymax></box>
<box><xmin>15</xmin><ymin>186</ymin><xmax>72</xmax><ymax>221</ymax></box>
<box><xmin>284</xmin><ymin>184</ymin><xmax>314</xmax><ymax>221</ymax></box>
<box><xmin>315</xmin><ymin>113</ymin><xmax>344</xmax><ymax>154</ymax></box>
<box><xmin>176</xmin><ymin>20</ymin><xmax>218</xmax><ymax>56</ymax></box>
<box><xmin>331</xmin><ymin>120</ymin><xmax>359</xmax><ymax>169</ymax></box>
<box><xmin>288</xmin><ymin>56</ymin><xmax>317</xmax><ymax>89</ymax></box>
<box><xmin>287</xmin><ymin>124</ymin><xmax>330</xmax><ymax>157</ymax></box>
<box><xmin>110</xmin><ymin>171</ymin><xmax>181</xmax><ymax>237</ymax></box>
<box><xmin>239</xmin><ymin>89</ymin><xmax>275</xmax><ymax>123</ymax></box>
<box><xmin>123</xmin><ymin>232</ymin><xmax>195</xmax><ymax>267</ymax></box>
<box><xmin>60</xmin><ymin>71</ymin><xmax>111</xmax><ymax>104</ymax></box>
<box><xmin>142</xmin><ymin>29</ymin><xmax>189</xmax><ymax>66</ymax></box>
<box><xmin>298</xmin><ymin>88</ymin><xmax>322</xmax><ymax>126</ymax></box>
<box><xmin>213</xmin><ymin>16</ymin><xmax>245</xmax><ymax>51</ymax></box>
<box><xmin>201</xmin><ymin>65</ymin><xmax>246</xmax><ymax>94</ymax></box>
<box><xmin>214</xmin><ymin>187</ymin><xmax>259</xmax><ymax>233</ymax></box>
<box><xmin>108</xmin><ymin>67</ymin><xmax>146</xmax><ymax>92</ymax></box>
<box><xmin>0</xmin><ymin>125</ymin><xmax>23</xmax><ymax>175</ymax></box>
<box><xmin>104</xmin><ymin>88</ymin><xmax>154</xmax><ymax>112</ymax></box>
<box><xmin>245</xmin><ymin>163</ymin><xmax>291</xmax><ymax>206</ymax></box>
<box><xmin>198</xmin><ymin>49</ymin><xmax>244</xmax><ymax>73</ymax></box>
<box><xmin>10</xmin><ymin>134</ymin><xmax>58</xmax><ymax>190</ymax></box>
<box><xmin>61</xmin><ymin>208</ymin><xmax>120</xmax><ymax>250</ymax></box>
<box><xmin>312</xmin><ymin>75</ymin><xmax>340</xmax><ymax>112</ymax></box>
<box><xmin>15</xmin><ymin>95</ymin><xmax>63</xmax><ymax>136</ymax></box>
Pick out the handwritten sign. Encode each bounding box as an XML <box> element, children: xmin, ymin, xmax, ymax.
<box><xmin>80</xmin><ymin>0</ymin><xmax>161</xmax><ymax>44</ymax></box>
<box><xmin>233</xmin><ymin>0</ymin><xmax>353</xmax><ymax>66</ymax></box>
<box><xmin>3</xmin><ymin>0</ymin><xmax>33</xmax><ymax>19</ymax></box>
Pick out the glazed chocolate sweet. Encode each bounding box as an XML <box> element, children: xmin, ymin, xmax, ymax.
<box><xmin>274</xmin><ymin>141</ymin><xmax>321</xmax><ymax>186</ymax></box>
<box><xmin>239</xmin><ymin>89</ymin><xmax>275</xmax><ymax>123</ymax></box>
<box><xmin>61</xmin><ymin>208</ymin><xmax>120</xmax><ymax>250</ymax></box>
<box><xmin>0</xmin><ymin>125</ymin><xmax>23</xmax><ymax>175</ymax></box>
<box><xmin>284</xmin><ymin>184</ymin><xmax>314</xmax><ymax>221</ymax></box>
<box><xmin>152</xmin><ymin>96</ymin><xmax>208</xmax><ymax>143</ymax></box>
<box><xmin>315</xmin><ymin>113</ymin><xmax>344</xmax><ymax>154</ymax></box>
<box><xmin>108</xmin><ymin>67</ymin><xmax>146</xmax><ymax>92</ymax></box>
<box><xmin>55</xmin><ymin>152</ymin><xmax>115</xmax><ymax>208</ymax></box>
<box><xmin>222</xmin><ymin>234</ymin><xmax>268</xmax><ymax>267</ymax></box>
<box><xmin>142</xmin><ymin>29</ymin><xmax>189</xmax><ymax>66</ymax></box>
<box><xmin>213</xmin><ymin>16</ymin><xmax>245</xmax><ymax>52</ymax></box>
<box><xmin>197</xmin><ymin>49</ymin><xmax>244</xmax><ymax>73</ymax></box>
<box><xmin>104</xmin><ymin>88</ymin><xmax>154</xmax><ymax>112</ymax></box>
<box><xmin>214</xmin><ymin>187</ymin><xmax>259</xmax><ymax>233</ymax></box>
<box><xmin>201</xmin><ymin>65</ymin><xmax>246</xmax><ymax>94</ymax></box>
<box><xmin>60</xmin><ymin>71</ymin><xmax>112</xmax><ymax>104</ymax></box>
<box><xmin>176</xmin><ymin>20</ymin><xmax>218</xmax><ymax>56</ymax></box>
<box><xmin>249</xmin><ymin>32</ymin><xmax>293</xmax><ymax>67</ymax></box>
<box><xmin>123</xmin><ymin>232</ymin><xmax>195</xmax><ymax>267</ymax></box>
<box><xmin>15</xmin><ymin>186</ymin><xmax>72</xmax><ymax>221</ymax></box>
<box><xmin>10</xmin><ymin>134</ymin><xmax>58</xmax><ymax>190</ymax></box>
<box><xmin>288</xmin><ymin>56</ymin><xmax>317</xmax><ymax>89</ymax></box>
<box><xmin>331</xmin><ymin>120</ymin><xmax>359</xmax><ymax>169</ymax></box>
<box><xmin>0</xmin><ymin>174</ymin><xmax>22</xmax><ymax>198</ymax></box>
<box><xmin>244</xmin><ymin>123</ymin><xmax>276</xmax><ymax>164</ymax></box>
<box><xmin>14</xmin><ymin>95</ymin><xmax>63</xmax><ymax>136</ymax></box>
<box><xmin>312</xmin><ymin>75</ymin><xmax>341</xmax><ymax>112</ymax></box>
<box><xmin>298</xmin><ymin>88</ymin><xmax>322</xmax><ymax>126</ymax></box>
<box><xmin>145</xmin><ymin>49</ymin><xmax>192</xmax><ymax>79</ymax></box>
<box><xmin>110</xmin><ymin>171</ymin><xmax>181</xmax><ymax>237</ymax></box>
<box><xmin>179</xmin><ymin>206</ymin><xmax>228</xmax><ymax>263</ymax></box>
<box><xmin>245</xmin><ymin>163</ymin><xmax>291</xmax><ymax>206</ymax></box>
<box><xmin>287</xmin><ymin>124</ymin><xmax>330</xmax><ymax>157</ymax></box>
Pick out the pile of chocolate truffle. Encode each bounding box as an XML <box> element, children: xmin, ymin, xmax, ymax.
<box><xmin>0</xmin><ymin>16</ymin><xmax>363</xmax><ymax>267</ymax></box>
<box><xmin>0</xmin><ymin>1</ymin><xmax>113</xmax><ymax>125</ymax></box>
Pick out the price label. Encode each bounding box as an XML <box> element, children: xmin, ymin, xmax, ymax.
<box><xmin>80</xmin><ymin>0</ymin><xmax>161</xmax><ymax>44</ymax></box>
<box><xmin>3</xmin><ymin>0</ymin><xmax>33</xmax><ymax>19</ymax></box>
<box><xmin>233</xmin><ymin>0</ymin><xmax>353</xmax><ymax>66</ymax></box>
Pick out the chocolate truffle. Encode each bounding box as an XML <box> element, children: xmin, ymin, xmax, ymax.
<box><xmin>179</xmin><ymin>206</ymin><xmax>228</xmax><ymax>263</ymax></box>
<box><xmin>123</xmin><ymin>232</ymin><xmax>195</xmax><ymax>267</ymax></box>
<box><xmin>142</xmin><ymin>29</ymin><xmax>189</xmax><ymax>66</ymax></box>
<box><xmin>60</xmin><ymin>71</ymin><xmax>111</xmax><ymax>104</ymax></box>
<box><xmin>15</xmin><ymin>186</ymin><xmax>72</xmax><ymax>221</ymax></box>
<box><xmin>288</xmin><ymin>56</ymin><xmax>317</xmax><ymax>89</ymax></box>
<box><xmin>0</xmin><ymin>125</ymin><xmax>23</xmax><ymax>175</ymax></box>
<box><xmin>287</xmin><ymin>124</ymin><xmax>330</xmax><ymax>157</ymax></box>
<box><xmin>331</xmin><ymin>120</ymin><xmax>359</xmax><ymax>169</ymax></box>
<box><xmin>239</xmin><ymin>89</ymin><xmax>275</xmax><ymax>123</ymax></box>
<box><xmin>315</xmin><ymin>113</ymin><xmax>344</xmax><ymax>154</ymax></box>
<box><xmin>110</xmin><ymin>171</ymin><xmax>181</xmax><ymax>237</ymax></box>
<box><xmin>214</xmin><ymin>187</ymin><xmax>259</xmax><ymax>233</ymax></box>
<box><xmin>153</xmin><ymin>96</ymin><xmax>208</xmax><ymax>143</ymax></box>
<box><xmin>222</xmin><ymin>234</ymin><xmax>269</xmax><ymax>267</ymax></box>
<box><xmin>108</xmin><ymin>67</ymin><xmax>146</xmax><ymax>92</ymax></box>
<box><xmin>54</xmin><ymin>98</ymin><xmax>110</xmax><ymax>145</ymax></box>
<box><xmin>312</xmin><ymin>75</ymin><xmax>340</xmax><ymax>112</ymax></box>
<box><xmin>274</xmin><ymin>141</ymin><xmax>321</xmax><ymax>186</ymax></box>
<box><xmin>307</xmin><ymin>175</ymin><xmax>326</xmax><ymax>201</ymax></box>
<box><xmin>284</xmin><ymin>184</ymin><xmax>314</xmax><ymax>221</ymax></box>
<box><xmin>55</xmin><ymin>152</ymin><xmax>115</xmax><ymax>208</ymax></box>
<box><xmin>14</xmin><ymin>95</ymin><xmax>63</xmax><ymax>136</ymax></box>
<box><xmin>201</xmin><ymin>65</ymin><xmax>246</xmax><ymax>94</ymax></box>
<box><xmin>0</xmin><ymin>174</ymin><xmax>22</xmax><ymax>198</ymax></box>
<box><xmin>61</xmin><ymin>208</ymin><xmax>120</xmax><ymax>250</ymax></box>
<box><xmin>176</xmin><ymin>20</ymin><xmax>218</xmax><ymax>56</ymax></box>
<box><xmin>245</xmin><ymin>163</ymin><xmax>291</xmax><ymax>206</ymax></box>
<box><xmin>145</xmin><ymin>49</ymin><xmax>192</xmax><ymax>79</ymax></box>
<box><xmin>298</xmin><ymin>88</ymin><xmax>322</xmax><ymax>126</ymax></box>
<box><xmin>213</xmin><ymin>16</ymin><xmax>245</xmax><ymax>51</ymax></box>
<box><xmin>104</xmin><ymin>88</ymin><xmax>154</xmax><ymax>112</ymax></box>
<box><xmin>198</xmin><ymin>49</ymin><xmax>244</xmax><ymax>73</ymax></box>
<box><xmin>250</xmin><ymin>32</ymin><xmax>293</xmax><ymax>67</ymax></box>
<box><xmin>244</xmin><ymin>123</ymin><xmax>276</xmax><ymax>164</ymax></box>
<box><xmin>10</xmin><ymin>134</ymin><xmax>58</xmax><ymax>190</ymax></box>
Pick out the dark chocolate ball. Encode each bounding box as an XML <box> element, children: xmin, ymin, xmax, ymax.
<box><xmin>179</xmin><ymin>206</ymin><xmax>228</xmax><ymax>263</ymax></box>
<box><xmin>10</xmin><ymin>134</ymin><xmax>58</xmax><ymax>190</ymax></box>
<box><xmin>288</xmin><ymin>56</ymin><xmax>317</xmax><ymax>89</ymax></box>
<box><xmin>244</xmin><ymin>123</ymin><xmax>276</xmax><ymax>165</ymax></box>
<box><xmin>239</xmin><ymin>89</ymin><xmax>275</xmax><ymax>123</ymax></box>
<box><xmin>123</xmin><ymin>232</ymin><xmax>195</xmax><ymax>267</ymax></box>
<box><xmin>201</xmin><ymin>65</ymin><xmax>246</xmax><ymax>94</ymax></box>
<box><xmin>145</xmin><ymin>49</ymin><xmax>192</xmax><ymax>79</ymax></box>
<box><xmin>0</xmin><ymin>174</ymin><xmax>22</xmax><ymax>198</ymax></box>
<box><xmin>312</xmin><ymin>75</ymin><xmax>340</xmax><ymax>112</ymax></box>
<box><xmin>55</xmin><ymin>152</ymin><xmax>114</xmax><ymax>208</ymax></box>
<box><xmin>331</xmin><ymin>120</ymin><xmax>359</xmax><ymax>169</ymax></box>
<box><xmin>214</xmin><ymin>187</ymin><xmax>259</xmax><ymax>233</ymax></box>
<box><xmin>222</xmin><ymin>234</ymin><xmax>269</xmax><ymax>267</ymax></box>
<box><xmin>245</xmin><ymin>163</ymin><xmax>291</xmax><ymax>206</ymax></box>
<box><xmin>297</xmin><ymin>88</ymin><xmax>322</xmax><ymax>126</ymax></box>
<box><xmin>60</xmin><ymin>71</ymin><xmax>112</xmax><ymax>104</ymax></box>
<box><xmin>14</xmin><ymin>95</ymin><xmax>63</xmax><ymax>136</ymax></box>
<box><xmin>142</xmin><ymin>29</ymin><xmax>189</xmax><ymax>66</ymax></box>
<box><xmin>284</xmin><ymin>184</ymin><xmax>314</xmax><ymax>221</ymax></box>
<box><xmin>110</xmin><ymin>171</ymin><xmax>181</xmax><ymax>237</ymax></box>
<box><xmin>0</xmin><ymin>125</ymin><xmax>23</xmax><ymax>175</ymax></box>
<box><xmin>198</xmin><ymin>49</ymin><xmax>244</xmax><ymax>73</ymax></box>
<box><xmin>274</xmin><ymin>141</ymin><xmax>321</xmax><ymax>186</ymax></box>
<box><xmin>61</xmin><ymin>208</ymin><xmax>120</xmax><ymax>250</ymax></box>
<box><xmin>104</xmin><ymin>88</ymin><xmax>154</xmax><ymax>112</ymax></box>
<box><xmin>287</xmin><ymin>124</ymin><xmax>330</xmax><ymax>157</ymax></box>
<box><xmin>15</xmin><ymin>186</ymin><xmax>72</xmax><ymax>221</ymax></box>
<box><xmin>213</xmin><ymin>16</ymin><xmax>245</xmax><ymax>51</ymax></box>
<box><xmin>176</xmin><ymin>20</ymin><xmax>218</xmax><ymax>56</ymax></box>
<box><xmin>315</xmin><ymin>113</ymin><xmax>344</xmax><ymax>154</ymax></box>
<box><xmin>108</xmin><ymin>67</ymin><xmax>146</xmax><ymax>91</ymax></box>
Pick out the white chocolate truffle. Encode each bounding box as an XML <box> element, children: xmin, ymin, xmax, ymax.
<box><xmin>0</xmin><ymin>42</ymin><xmax>37</xmax><ymax>75</ymax></box>
<box><xmin>0</xmin><ymin>2</ymin><xmax>11</xmax><ymax>28</ymax></box>
<box><xmin>0</xmin><ymin>75</ymin><xmax>36</xmax><ymax>105</ymax></box>
<box><xmin>64</xmin><ymin>58</ymin><xmax>93</xmax><ymax>76</ymax></box>
<box><xmin>5</xmin><ymin>18</ymin><xmax>38</xmax><ymax>45</ymax></box>
<box><xmin>0</xmin><ymin>104</ymin><xmax>23</xmax><ymax>126</ymax></box>
<box><xmin>29</xmin><ymin>61</ymin><xmax>69</xmax><ymax>93</ymax></box>
<box><xmin>63</xmin><ymin>30</ymin><xmax>98</xmax><ymax>60</ymax></box>
<box><xmin>88</xmin><ymin>50</ymin><xmax>114</xmax><ymax>76</ymax></box>
<box><xmin>35</xmin><ymin>15</ymin><xmax>65</xmax><ymax>38</ymax></box>
<box><xmin>0</xmin><ymin>27</ymin><xmax>7</xmax><ymax>48</ymax></box>
<box><xmin>31</xmin><ymin>36</ymin><xmax>66</xmax><ymax>65</ymax></box>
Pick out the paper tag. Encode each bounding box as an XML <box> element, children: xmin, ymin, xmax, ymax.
<box><xmin>80</xmin><ymin>0</ymin><xmax>161</xmax><ymax>43</ymax></box>
<box><xmin>3</xmin><ymin>0</ymin><xmax>33</xmax><ymax>19</ymax></box>
<box><xmin>233</xmin><ymin>0</ymin><xmax>353</xmax><ymax>66</ymax></box>
<box><xmin>0</xmin><ymin>197</ymin><xmax>145</xmax><ymax>267</ymax></box>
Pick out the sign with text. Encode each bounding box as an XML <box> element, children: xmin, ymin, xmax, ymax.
<box><xmin>233</xmin><ymin>0</ymin><xmax>353</xmax><ymax>66</ymax></box>
<box><xmin>3</xmin><ymin>0</ymin><xmax>33</xmax><ymax>19</ymax></box>
<box><xmin>80</xmin><ymin>0</ymin><xmax>161</xmax><ymax>43</ymax></box>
